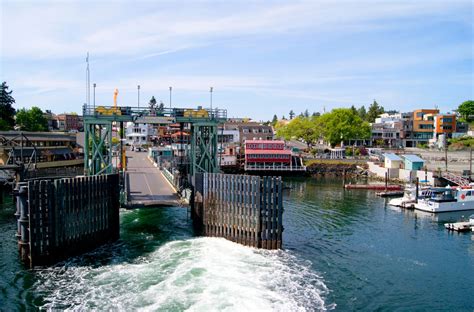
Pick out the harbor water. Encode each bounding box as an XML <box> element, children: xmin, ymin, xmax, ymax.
<box><xmin>1</xmin><ymin>177</ymin><xmax>473</xmax><ymax>311</ymax></box>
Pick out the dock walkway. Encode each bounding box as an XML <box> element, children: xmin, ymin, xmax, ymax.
<box><xmin>126</xmin><ymin>151</ymin><xmax>181</xmax><ymax>207</ymax></box>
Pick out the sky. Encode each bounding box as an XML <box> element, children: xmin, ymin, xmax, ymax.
<box><xmin>1</xmin><ymin>0</ymin><xmax>473</xmax><ymax>121</ymax></box>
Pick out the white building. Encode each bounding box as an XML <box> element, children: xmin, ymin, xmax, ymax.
<box><xmin>126</xmin><ymin>122</ymin><xmax>154</xmax><ymax>146</ymax></box>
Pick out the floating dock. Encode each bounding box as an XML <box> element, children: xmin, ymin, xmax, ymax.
<box><xmin>345</xmin><ymin>184</ymin><xmax>403</xmax><ymax>191</ymax></box>
<box><xmin>444</xmin><ymin>222</ymin><xmax>473</xmax><ymax>232</ymax></box>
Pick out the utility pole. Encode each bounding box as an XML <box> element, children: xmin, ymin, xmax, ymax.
<box><xmin>470</xmin><ymin>146</ymin><xmax>472</xmax><ymax>181</ymax></box>
<box><xmin>444</xmin><ymin>134</ymin><xmax>448</xmax><ymax>172</ymax></box>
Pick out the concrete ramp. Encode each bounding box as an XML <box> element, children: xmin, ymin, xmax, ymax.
<box><xmin>126</xmin><ymin>151</ymin><xmax>181</xmax><ymax>207</ymax></box>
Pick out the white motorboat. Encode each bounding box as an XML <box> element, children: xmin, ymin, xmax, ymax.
<box><xmin>388</xmin><ymin>185</ymin><xmax>429</xmax><ymax>208</ymax></box>
<box><xmin>414</xmin><ymin>186</ymin><xmax>474</xmax><ymax>213</ymax></box>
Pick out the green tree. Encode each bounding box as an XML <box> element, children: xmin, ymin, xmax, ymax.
<box><xmin>0</xmin><ymin>82</ymin><xmax>16</xmax><ymax>130</ymax></box>
<box><xmin>318</xmin><ymin>108</ymin><xmax>371</xmax><ymax>147</ymax></box>
<box><xmin>271</xmin><ymin>114</ymin><xmax>278</xmax><ymax>126</ymax></box>
<box><xmin>304</xmin><ymin>109</ymin><xmax>309</xmax><ymax>118</ymax></box>
<box><xmin>366</xmin><ymin>100</ymin><xmax>384</xmax><ymax>122</ymax></box>
<box><xmin>276</xmin><ymin>116</ymin><xmax>322</xmax><ymax>148</ymax></box>
<box><xmin>15</xmin><ymin>107</ymin><xmax>48</xmax><ymax>131</ymax></box>
<box><xmin>357</xmin><ymin>105</ymin><xmax>367</xmax><ymax>121</ymax></box>
<box><xmin>457</xmin><ymin>100</ymin><xmax>474</xmax><ymax>122</ymax></box>
<box><xmin>350</xmin><ymin>105</ymin><xmax>358</xmax><ymax>116</ymax></box>
<box><xmin>289</xmin><ymin>110</ymin><xmax>295</xmax><ymax>120</ymax></box>
<box><xmin>148</xmin><ymin>96</ymin><xmax>157</xmax><ymax>109</ymax></box>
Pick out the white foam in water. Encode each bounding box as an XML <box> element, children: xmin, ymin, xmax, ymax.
<box><xmin>34</xmin><ymin>238</ymin><xmax>330</xmax><ymax>311</ymax></box>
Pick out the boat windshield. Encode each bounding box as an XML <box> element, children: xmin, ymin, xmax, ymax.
<box><xmin>429</xmin><ymin>189</ymin><xmax>456</xmax><ymax>202</ymax></box>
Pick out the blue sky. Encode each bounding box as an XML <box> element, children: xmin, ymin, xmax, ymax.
<box><xmin>1</xmin><ymin>0</ymin><xmax>472</xmax><ymax>121</ymax></box>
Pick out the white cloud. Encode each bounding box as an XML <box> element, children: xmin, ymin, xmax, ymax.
<box><xmin>2</xmin><ymin>0</ymin><xmax>470</xmax><ymax>59</ymax></box>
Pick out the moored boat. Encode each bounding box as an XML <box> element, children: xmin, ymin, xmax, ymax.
<box><xmin>414</xmin><ymin>186</ymin><xmax>474</xmax><ymax>213</ymax></box>
<box><xmin>388</xmin><ymin>185</ymin><xmax>429</xmax><ymax>208</ymax></box>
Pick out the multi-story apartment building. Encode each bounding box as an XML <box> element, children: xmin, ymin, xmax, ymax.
<box><xmin>410</xmin><ymin>109</ymin><xmax>439</xmax><ymax>146</ymax></box>
<box><xmin>125</xmin><ymin>122</ymin><xmax>155</xmax><ymax>146</ymax></box>
<box><xmin>372</xmin><ymin>108</ymin><xmax>468</xmax><ymax>148</ymax></box>
<box><xmin>56</xmin><ymin>114</ymin><xmax>80</xmax><ymax>132</ymax></box>
<box><xmin>371</xmin><ymin>113</ymin><xmax>404</xmax><ymax>147</ymax></box>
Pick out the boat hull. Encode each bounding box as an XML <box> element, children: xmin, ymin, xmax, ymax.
<box><xmin>414</xmin><ymin>200</ymin><xmax>474</xmax><ymax>213</ymax></box>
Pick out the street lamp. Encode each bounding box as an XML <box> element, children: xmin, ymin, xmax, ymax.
<box><xmin>169</xmin><ymin>86</ymin><xmax>172</xmax><ymax>111</ymax></box>
<box><xmin>137</xmin><ymin>85</ymin><xmax>140</xmax><ymax>108</ymax></box>
<box><xmin>210</xmin><ymin>87</ymin><xmax>213</xmax><ymax>117</ymax></box>
<box><xmin>93</xmin><ymin>83</ymin><xmax>96</xmax><ymax>113</ymax></box>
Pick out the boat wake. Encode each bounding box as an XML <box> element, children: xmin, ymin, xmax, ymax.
<box><xmin>33</xmin><ymin>237</ymin><xmax>331</xmax><ymax>311</ymax></box>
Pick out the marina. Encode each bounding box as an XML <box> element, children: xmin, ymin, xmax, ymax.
<box><xmin>1</xmin><ymin>177</ymin><xmax>473</xmax><ymax>310</ymax></box>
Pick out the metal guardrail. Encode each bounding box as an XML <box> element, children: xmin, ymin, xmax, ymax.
<box><xmin>82</xmin><ymin>104</ymin><xmax>227</xmax><ymax>120</ymax></box>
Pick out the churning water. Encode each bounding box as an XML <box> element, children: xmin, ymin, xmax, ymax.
<box><xmin>1</xmin><ymin>177</ymin><xmax>473</xmax><ymax>311</ymax></box>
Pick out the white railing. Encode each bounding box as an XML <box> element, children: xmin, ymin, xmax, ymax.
<box><xmin>244</xmin><ymin>164</ymin><xmax>306</xmax><ymax>171</ymax></box>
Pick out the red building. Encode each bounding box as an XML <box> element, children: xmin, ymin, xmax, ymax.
<box><xmin>244</xmin><ymin>140</ymin><xmax>304</xmax><ymax>171</ymax></box>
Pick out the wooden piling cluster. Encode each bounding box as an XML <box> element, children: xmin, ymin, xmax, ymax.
<box><xmin>193</xmin><ymin>173</ymin><xmax>283</xmax><ymax>249</ymax></box>
<box><xmin>16</xmin><ymin>174</ymin><xmax>120</xmax><ymax>267</ymax></box>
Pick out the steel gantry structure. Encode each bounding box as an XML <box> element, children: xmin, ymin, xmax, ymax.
<box><xmin>82</xmin><ymin>104</ymin><xmax>227</xmax><ymax>181</ymax></box>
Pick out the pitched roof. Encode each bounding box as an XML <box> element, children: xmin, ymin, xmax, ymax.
<box><xmin>384</xmin><ymin>153</ymin><xmax>402</xmax><ymax>161</ymax></box>
<box><xmin>402</xmin><ymin>154</ymin><xmax>424</xmax><ymax>163</ymax></box>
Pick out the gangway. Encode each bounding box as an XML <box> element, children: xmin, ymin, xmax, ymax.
<box><xmin>441</xmin><ymin>172</ymin><xmax>470</xmax><ymax>187</ymax></box>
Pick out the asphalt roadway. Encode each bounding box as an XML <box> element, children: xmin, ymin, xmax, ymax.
<box><xmin>126</xmin><ymin>151</ymin><xmax>181</xmax><ymax>207</ymax></box>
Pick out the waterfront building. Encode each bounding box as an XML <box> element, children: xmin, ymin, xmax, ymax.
<box><xmin>371</xmin><ymin>113</ymin><xmax>404</xmax><ymax>147</ymax></box>
<box><xmin>383</xmin><ymin>153</ymin><xmax>402</xmax><ymax>169</ymax></box>
<box><xmin>372</xmin><ymin>108</ymin><xmax>469</xmax><ymax>148</ymax></box>
<box><xmin>0</xmin><ymin>131</ymin><xmax>81</xmax><ymax>167</ymax></box>
<box><xmin>402</xmin><ymin>154</ymin><xmax>425</xmax><ymax>171</ymax></box>
<box><xmin>222</xmin><ymin>121</ymin><xmax>273</xmax><ymax>144</ymax></box>
<box><xmin>244</xmin><ymin>139</ymin><xmax>305</xmax><ymax>171</ymax></box>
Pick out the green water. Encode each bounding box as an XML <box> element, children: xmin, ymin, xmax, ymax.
<box><xmin>1</xmin><ymin>178</ymin><xmax>473</xmax><ymax>311</ymax></box>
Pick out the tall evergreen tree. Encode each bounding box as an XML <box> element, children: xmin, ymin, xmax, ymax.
<box><xmin>158</xmin><ymin>101</ymin><xmax>164</xmax><ymax>111</ymax></box>
<box><xmin>0</xmin><ymin>82</ymin><xmax>16</xmax><ymax>130</ymax></box>
<box><xmin>271</xmin><ymin>114</ymin><xmax>278</xmax><ymax>125</ymax></box>
<box><xmin>304</xmin><ymin>109</ymin><xmax>310</xmax><ymax>118</ymax></box>
<box><xmin>289</xmin><ymin>110</ymin><xmax>295</xmax><ymax>120</ymax></box>
<box><xmin>148</xmin><ymin>96</ymin><xmax>157</xmax><ymax>109</ymax></box>
<box><xmin>366</xmin><ymin>100</ymin><xmax>384</xmax><ymax>123</ymax></box>
<box><xmin>350</xmin><ymin>105</ymin><xmax>358</xmax><ymax>116</ymax></box>
<box><xmin>357</xmin><ymin>105</ymin><xmax>367</xmax><ymax>121</ymax></box>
